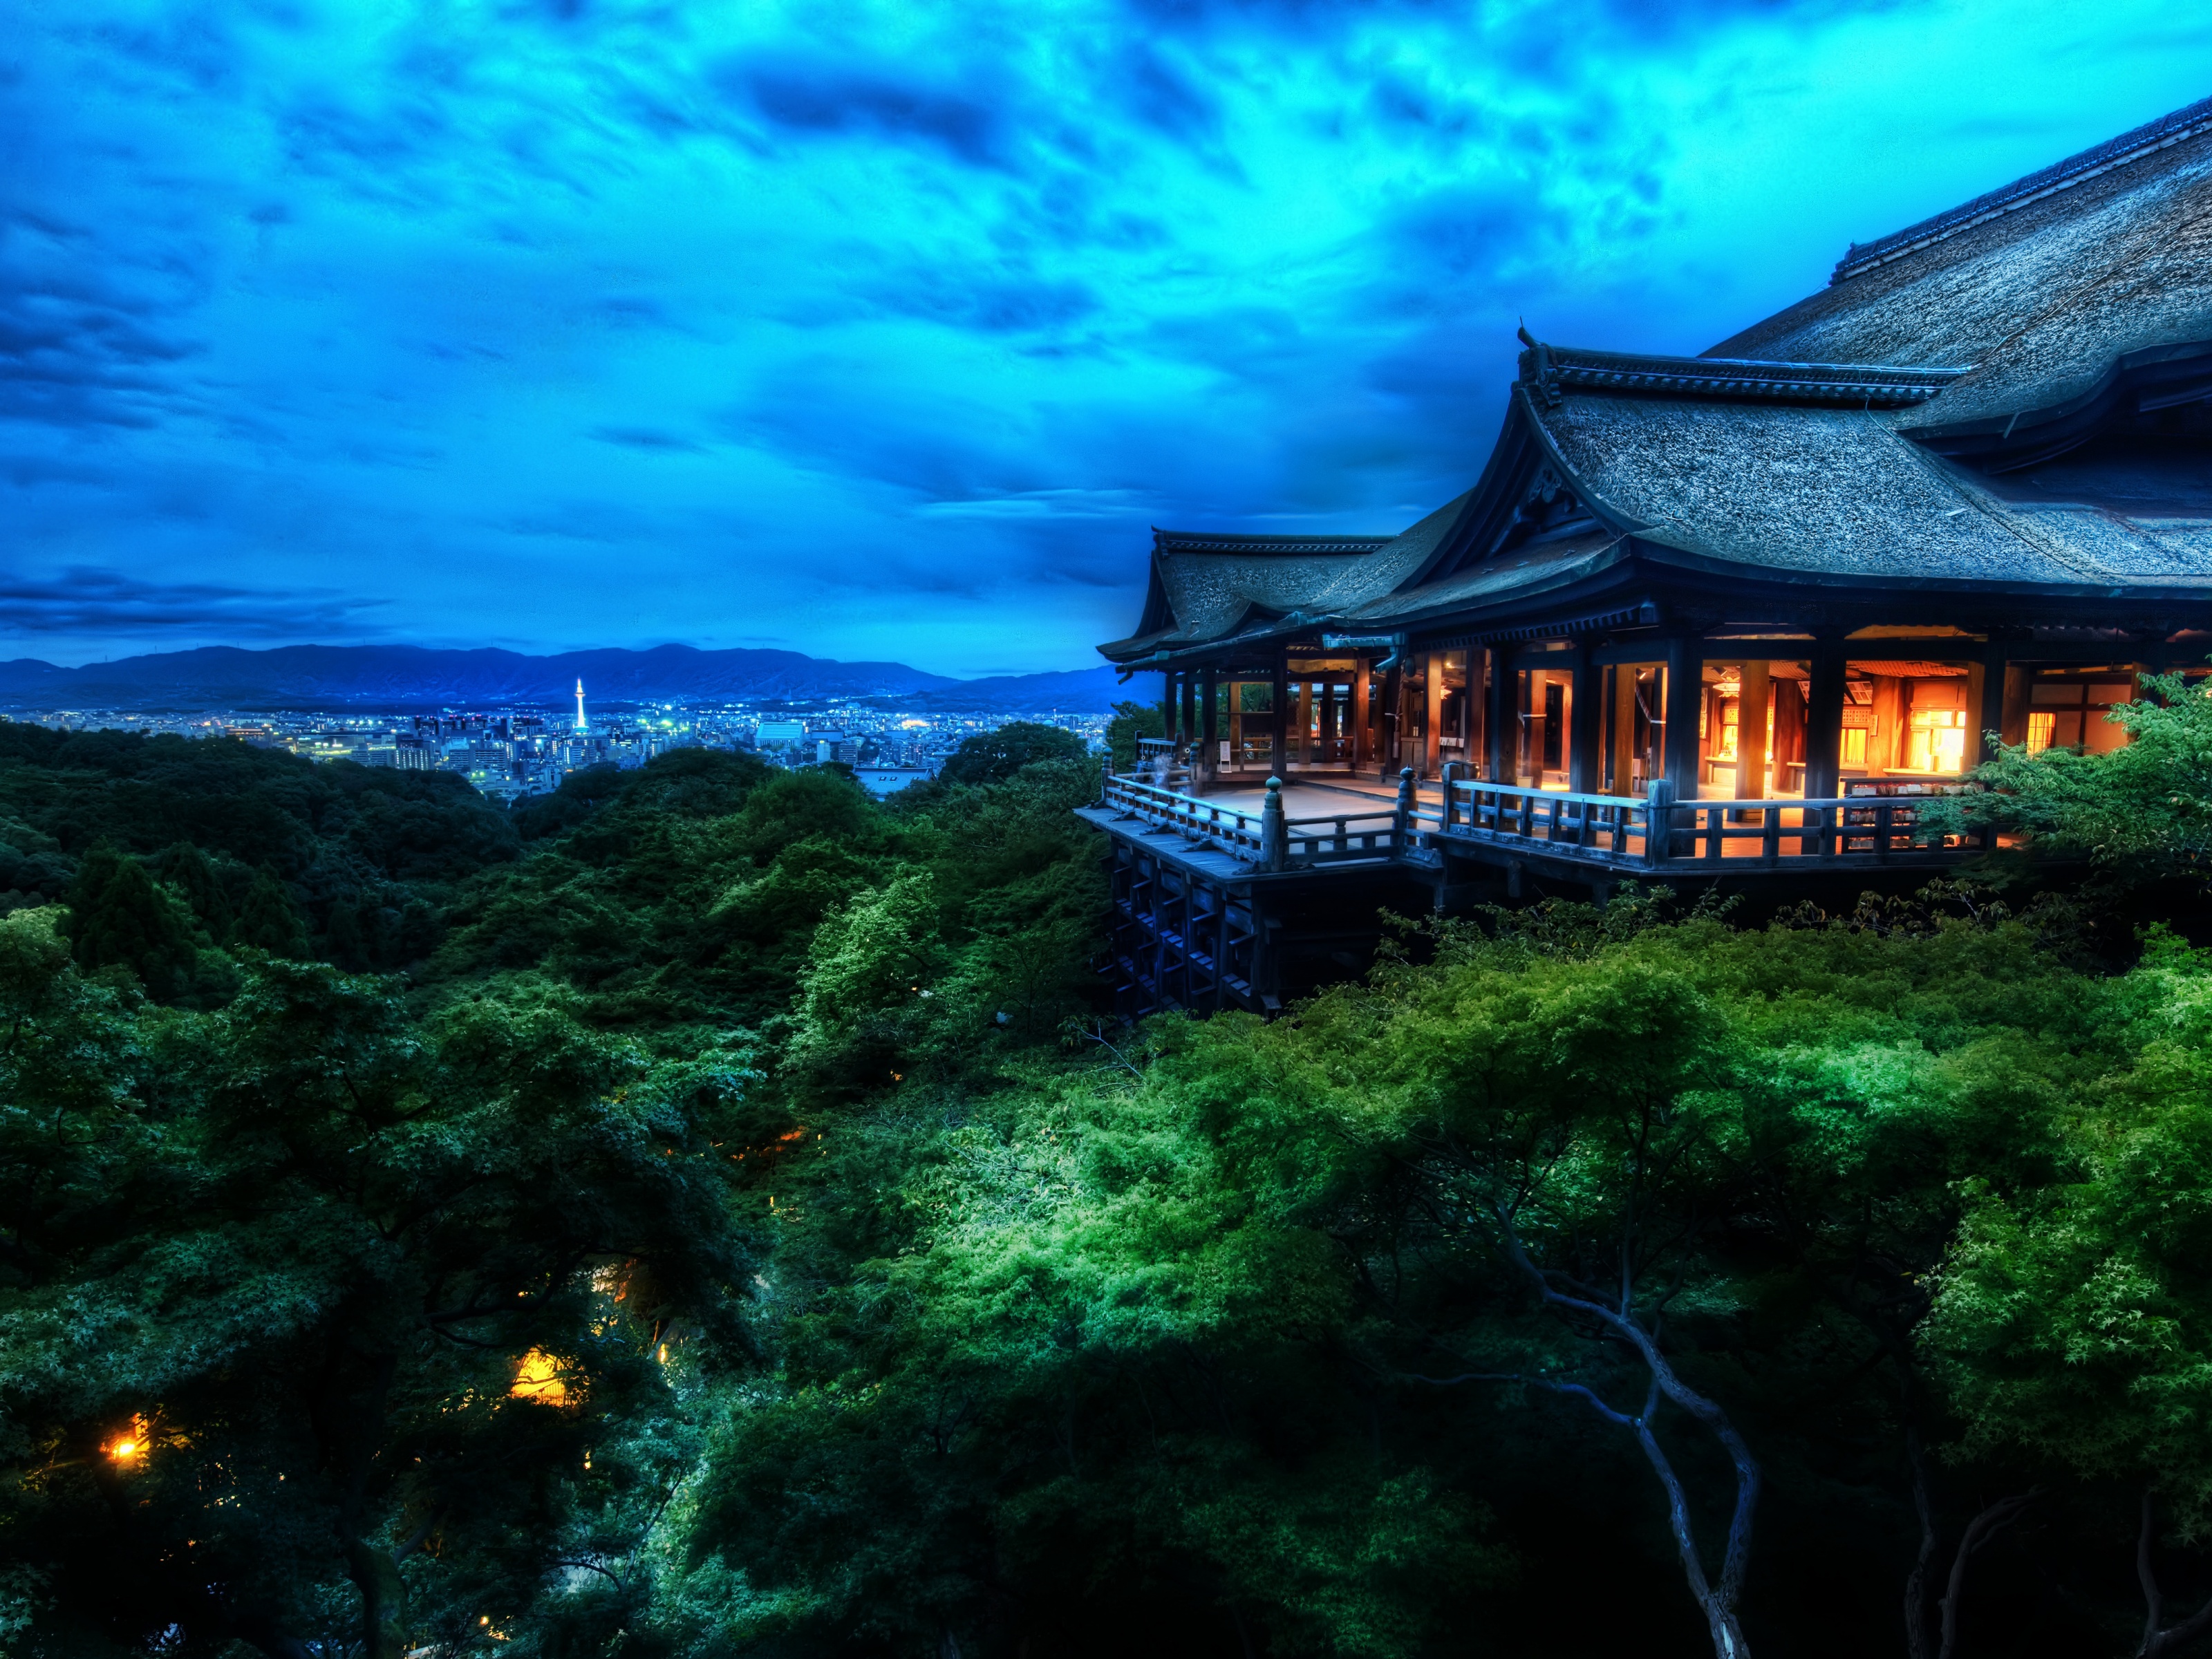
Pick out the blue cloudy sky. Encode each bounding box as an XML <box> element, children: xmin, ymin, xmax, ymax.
<box><xmin>6</xmin><ymin>0</ymin><xmax>2212</xmax><ymax>675</ymax></box>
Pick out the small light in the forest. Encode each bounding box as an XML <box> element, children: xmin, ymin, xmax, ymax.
<box><xmin>106</xmin><ymin>1415</ymin><xmax>152</xmax><ymax>1463</ymax></box>
<box><xmin>510</xmin><ymin>1349</ymin><xmax>570</xmax><ymax>1407</ymax></box>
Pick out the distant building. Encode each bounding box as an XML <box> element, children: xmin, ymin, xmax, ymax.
<box><xmin>756</xmin><ymin>719</ymin><xmax>805</xmax><ymax>746</ymax></box>
<box><xmin>854</xmin><ymin>766</ymin><xmax>933</xmax><ymax>797</ymax></box>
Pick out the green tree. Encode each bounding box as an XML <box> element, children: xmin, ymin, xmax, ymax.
<box><xmin>677</xmin><ymin>1058</ymin><xmax>1502</xmax><ymax>1659</ymax></box>
<box><xmin>1926</xmin><ymin>935</ymin><xmax>2212</xmax><ymax>1658</ymax></box>
<box><xmin>62</xmin><ymin>843</ymin><xmax>198</xmax><ymax>998</ymax></box>
<box><xmin>156</xmin><ymin>842</ymin><xmax>236</xmax><ymax>939</ymax></box>
<box><xmin>937</xmin><ymin>721</ymin><xmax>1091</xmax><ymax>787</ymax></box>
<box><xmin>0</xmin><ymin>934</ymin><xmax>755</xmax><ymax>1659</ymax></box>
<box><xmin>232</xmin><ymin>866</ymin><xmax>310</xmax><ymax>956</ymax></box>
<box><xmin>1929</xmin><ymin>668</ymin><xmax>2212</xmax><ymax>885</ymax></box>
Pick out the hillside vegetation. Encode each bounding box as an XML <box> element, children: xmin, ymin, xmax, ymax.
<box><xmin>6</xmin><ymin>716</ymin><xmax>2212</xmax><ymax>1659</ymax></box>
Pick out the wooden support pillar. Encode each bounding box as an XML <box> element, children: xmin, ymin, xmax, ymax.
<box><xmin>1460</xmin><ymin>650</ymin><xmax>1477</xmax><ymax>762</ymax></box>
<box><xmin>1805</xmin><ymin>644</ymin><xmax>1846</xmax><ymax>800</ymax></box>
<box><xmin>1736</xmin><ymin>658</ymin><xmax>1771</xmax><ymax>800</ymax></box>
<box><xmin>1485</xmin><ymin>648</ymin><xmax>1508</xmax><ymax>782</ymax></box>
<box><xmin>1182</xmin><ymin>672</ymin><xmax>1198</xmax><ymax>753</ymax></box>
<box><xmin>1870</xmin><ymin>675</ymin><xmax>1904</xmax><ymax>772</ymax></box>
<box><xmin>2000</xmin><ymin>663</ymin><xmax>2030</xmax><ymax>749</ymax></box>
<box><xmin>1162</xmin><ymin>671</ymin><xmax>1179</xmax><ymax>746</ymax></box>
<box><xmin>1609</xmin><ymin>662</ymin><xmax>1636</xmax><ymax>795</ymax></box>
<box><xmin>1975</xmin><ymin>643</ymin><xmax>2005</xmax><ymax>767</ymax></box>
<box><xmin>1351</xmin><ymin>657</ymin><xmax>1371</xmax><ymax>772</ymax></box>
<box><xmin>1295</xmin><ymin>679</ymin><xmax>1313</xmax><ymax>770</ymax></box>
<box><xmin>1270</xmin><ymin>652</ymin><xmax>1289</xmax><ymax>778</ymax></box>
<box><xmin>1568</xmin><ymin>644</ymin><xmax>1598</xmax><ymax>794</ymax></box>
<box><xmin>1201</xmin><ymin>667</ymin><xmax>1219</xmax><ymax>785</ymax></box>
<box><xmin>1381</xmin><ymin>660</ymin><xmax>1402</xmax><ymax>772</ymax></box>
<box><xmin>1663</xmin><ymin>637</ymin><xmax>1703</xmax><ymax>800</ymax></box>
<box><xmin>1425</xmin><ymin>653</ymin><xmax>1445</xmax><ymax>778</ymax></box>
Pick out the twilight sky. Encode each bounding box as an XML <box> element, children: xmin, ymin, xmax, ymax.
<box><xmin>6</xmin><ymin>1</ymin><xmax>2212</xmax><ymax>675</ymax></box>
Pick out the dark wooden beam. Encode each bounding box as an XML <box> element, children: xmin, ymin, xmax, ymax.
<box><xmin>1804</xmin><ymin>642</ymin><xmax>1846</xmax><ymax>799</ymax></box>
<box><xmin>1976</xmin><ymin>642</ymin><xmax>2007</xmax><ymax>766</ymax></box>
<box><xmin>1663</xmin><ymin>636</ymin><xmax>1703</xmax><ymax>800</ymax></box>
<box><xmin>1271</xmin><ymin>650</ymin><xmax>1289</xmax><ymax>777</ymax></box>
<box><xmin>1568</xmin><ymin>642</ymin><xmax>1598</xmax><ymax>793</ymax></box>
<box><xmin>1736</xmin><ymin>657</ymin><xmax>1771</xmax><ymax>801</ymax></box>
<box><xmin>1485</xmin><ymin>648</ymin><xmax>1508</xmax><ymax>782</ymax></box>
<box><xmin>1201</xmin><ymin>667</ymin><xmax>1219</xmax><ymax>785</ymax></box>
<box><xmin>1351</xmin><ymin>657</ymin><xmax>1371</xmax><ymax>774</ymax></box>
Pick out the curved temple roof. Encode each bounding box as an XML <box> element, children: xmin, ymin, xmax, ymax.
<box><xmin>1100</xmin><ymin>95</ymin><xmax>2212</xmax><ymax>666</ymax></box>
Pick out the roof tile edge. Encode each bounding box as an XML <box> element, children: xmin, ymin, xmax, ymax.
<box><xmin>1521</xmin><ymin>344</ymin><xmax>1968</xmax><ymax>406</ymax></box>
<box><xmin>1150</xmin><ymin>531</ymin><xmax>1396</xmax><ymax>556</ymax></box>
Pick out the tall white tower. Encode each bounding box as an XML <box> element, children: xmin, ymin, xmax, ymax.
<box><xmin>574</xmin><ymin>677</ymin><xmax>587</xmax><ymax>732</ymax></box>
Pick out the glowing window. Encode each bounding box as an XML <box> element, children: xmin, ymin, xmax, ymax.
<box><xmin>2026</xmin><ymin>711</ymin><xmax>2056</xmax><ymax>755</ymax></box>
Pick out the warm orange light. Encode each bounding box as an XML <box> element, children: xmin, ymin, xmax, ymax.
<box><xmin>105</xmin><ymin>1414</ymin><xmax>153</xmax><ymax>1463</ymax></box>
<box><xmin>509</xmin><ymin>1349</ymin><xmax>570</xmax><ymax>1407</ymax></box>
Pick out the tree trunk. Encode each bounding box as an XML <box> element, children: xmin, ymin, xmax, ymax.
<box><xmin>1937</xmin><ymin>1492</ymin><xmax>2036</xmax><ymax>1659</ymax></box>
<box><xmin>345</xmin><ymin>1537</ymin><xmax>407</xmax><ymax>1659</ymax></box>
<box><xmin>2138</xmin><ymin>1488</ymin><xmax>2212</xmax><ymax>1658</ymax></box>
<box><xmin>1903</xmin><ymin>1432</ymin><xmax>1938</xmax><ymax>1659</ymax></box>
<box><xmin>1492</xmin><ymin>1214</ymin><xmax>1761</xmax><ymax>1659</ymax></box>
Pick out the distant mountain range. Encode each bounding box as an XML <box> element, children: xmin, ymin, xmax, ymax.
<box><xmin>0</xmin><ymin>645</ymin><xmax>1128</xmax><ymax>713</ymax></box>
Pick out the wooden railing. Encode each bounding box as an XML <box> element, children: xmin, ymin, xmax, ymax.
<box><xmin>1101</xmin><ymin>773</ymin><xmax>1406</xmax><ymax>869</ymax></box>
<box><xmin>1100</xmin><ymin>764</ymin><xmax>1989</xmax><ymax>877</ymax></box>
<box><xmin>1104</xmin><ymin>773</ymin><xmax>1268</xmax><ymax>860</ymax></box>
<box><xmin>1436</xmin><ymin>776</ymin><xmax>1987</xmax><ymax>867</ymax></box>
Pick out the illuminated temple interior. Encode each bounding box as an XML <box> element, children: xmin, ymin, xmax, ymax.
<box><xmin>1178</xmin><ymin>641</ymin><xmax>2161</xmax><ymax>800</ymax></box>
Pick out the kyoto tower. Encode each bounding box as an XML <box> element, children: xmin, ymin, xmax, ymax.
<box><xmin>574</xmin><ymin>678</ymin><xmax>587</xmax><ymax>732</ymax></box>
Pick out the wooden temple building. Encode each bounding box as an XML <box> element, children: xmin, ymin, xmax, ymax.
<box><xmin>1081</xmin><ymin>95</ymin><xmax>2212</xmax><ymax>1014</ymax></box>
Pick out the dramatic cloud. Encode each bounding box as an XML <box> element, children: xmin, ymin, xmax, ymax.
<box><xmin>4</xmin><ymin>0</ymin><xmax>2212</xmax><ymax>672</ymax></box>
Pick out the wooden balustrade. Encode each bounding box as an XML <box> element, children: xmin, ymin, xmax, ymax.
<box><xmin>1103</xmin><ymin>769</ymin><xmax>1987</xmax><ymax>875</ymax></box>
<box><xmin>1436</xmin><ymin>777</ymin><xmax>1987</xmax><ymax>867</ymax></box>
<box><xmin>1103</xmin><ymin>773</ymin><xmax>1403</xmax><ymax>869</ymax></box>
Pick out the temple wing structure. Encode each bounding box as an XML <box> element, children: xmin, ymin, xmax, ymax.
<box><xmin>1086</xmin><ymin>97</ymin><xmax>2212</xmax><ymax>1016</ymax></box>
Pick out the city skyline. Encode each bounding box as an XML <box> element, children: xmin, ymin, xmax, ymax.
<box><xmin>10</xmin><ymin>1</ymin><xmax>2212</xmax><ymax>673</ymax></box>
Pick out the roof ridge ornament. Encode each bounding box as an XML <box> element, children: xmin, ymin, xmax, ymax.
<box><xmin>1518</xmin><ymin>341</ymin><xmax>1969</xmax><ymax>407</ymax></box>
<box><xmin>1517</xmin><ymin>321</ymin><xmax>1561</xmax><ymax>407</ymax></box>
<box><xmin>1832</xmin><ymin>91</ymin><xmax>2212</xmax><ymax>284</ymax></box>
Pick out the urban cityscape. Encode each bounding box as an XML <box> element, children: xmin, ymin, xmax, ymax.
<box><xmin>1</xmin><ymin>680</ymin><xmax>1112</xmax><ymax>803</ymax></box>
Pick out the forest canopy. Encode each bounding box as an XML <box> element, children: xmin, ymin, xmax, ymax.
<box><xmin>6</xmin><ymin>720</ymin><xmax>2212</xmax><ymax>1659</ymax></box>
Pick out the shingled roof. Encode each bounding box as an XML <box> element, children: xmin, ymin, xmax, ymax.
<box><xmin>1709</xmin><ymin>98</ymin><xmax>2212</xmax><ymax>444</ymax></box>
<box><xmin>1098</xmin><ymin>500</ymin><xmax>1474</xmax><ymax>662</ymax></box>
<box><xmin>1523</xmin><ymin>390</ymin><xmax>2212</xmax><ymax>588</ymax></box>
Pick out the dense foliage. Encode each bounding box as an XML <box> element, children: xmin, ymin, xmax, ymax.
<box><xmin>10</xmin><ymin>720</ymin><xmax>2212</xmax><ymax>1659</ymax></box>
<box><xmin>0</xmin><ymin>723</ymin><xmax>516</xmax><ymax>978</ymax></box>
